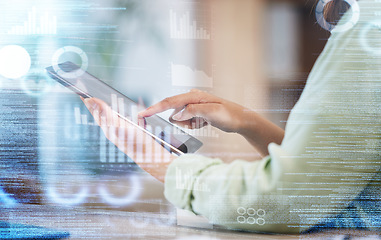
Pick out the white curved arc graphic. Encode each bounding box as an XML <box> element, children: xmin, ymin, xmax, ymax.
<box><xmin>47</xmin><ymin>185</ymin><xmax>89</xmax><ymax>205</ymax></box>
<box><xmin>98</xmin><ymin>174</ymin><xmax>141</xmax><ymax>206</ymax></box>
<box><xmin>360</xmin><ymin>21</ymin><xmax>381</xmax><ymax>55</ymax></box>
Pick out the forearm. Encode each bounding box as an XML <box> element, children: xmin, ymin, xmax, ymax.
<box><xmin>237</xmin><ymin>110</ymin><xmax>285</xmax><ymax>156</ymax></box>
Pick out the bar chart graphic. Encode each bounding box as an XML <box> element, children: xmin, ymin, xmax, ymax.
<box><xmin>173</xmin><ymin>124</ymin><xmax>219</xmax><ymax>138</ymax></box>
<box><xmin>73</xmin><ymin>106</ymin><xmax>131</xmax><ymax>164</ymax></box>
<box><xmin>7</xmin><ymin>7</ymin><xmax>57</xmax><ymax>35</ymax></box>
<box><xmin>74</xmin><ymin>107</ymin><xmax>95</xmax><ymax>126</ymax></box>
<box><xmin>170</xmin><ymin>9</ymin><xmax>210</xmax><ymax>39</ymax></box>
<box><xmin>74</xmin><ymin>99</ymin><xmax>172</xmax><ymax>164</ymax></box>
<box><xmin>171</xmin><ymin>63</ymin><xmax>213</xmax><ymax>88</ymax></box>
<box><xmin>176</xmin><ymin>167</ymin><xmax>210</xmax><ymax>192</ymax></box>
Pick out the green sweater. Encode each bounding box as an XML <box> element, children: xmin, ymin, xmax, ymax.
<box><xmin>164</xmin><ymin>0</ymin><xmax>381</xmax><ymax>233</ymax></box>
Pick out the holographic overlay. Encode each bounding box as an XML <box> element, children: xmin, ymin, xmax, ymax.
<box><xmin>359</xmin><ymin>21</ymin><xmax>381</xmax><ymax>55</ymax></box>
<box><xmin>21</xmin><ymin>69</ymin><xmax>55</xmax><ymax>97</ymax></box>
<box><xmin>236</xmin><ymin>207</ymin><xmax>266</xmax><ymax>226</ymax></box>
<box><xmin>52</xmin><ymin>46</ymin><xmax>88</xmax><ymax>79</ymax></box>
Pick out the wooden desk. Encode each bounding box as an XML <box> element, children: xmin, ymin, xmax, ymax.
<box><xmin>0</xmin><ymin>204</ymin><xmax>379</xmax><ymax>240</ymax></box>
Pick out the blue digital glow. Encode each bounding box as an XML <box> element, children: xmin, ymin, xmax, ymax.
<box><xmin>0</xmin><ymin>187</ymin><xmax>17</xmax><ymax>207</ymax></box>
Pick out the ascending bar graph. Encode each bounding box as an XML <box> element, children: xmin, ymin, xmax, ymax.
<box><xmin>170</xmin><ymin>9</ymin><xmax>210</xmax><ymax>39</ymax></box>
<box><xmin>176</xmin><ymin>167</ymin><xmax>210</xmax><ymax>192</ymax></box>
<box><xmin>8</xmin><ymin>7</ymin><xmax>57</xmax><ymax>35</ymax></box>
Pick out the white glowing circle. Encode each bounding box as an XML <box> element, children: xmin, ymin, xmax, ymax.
<box><xmin>0</xmin><ymin>45</ymin><xmax>31</xmax><ymax>79</ymax></box>
<box><xmin>315</xmin><ymin>0</ymin><xmax>360</xmax><ymax>33</ymax></box>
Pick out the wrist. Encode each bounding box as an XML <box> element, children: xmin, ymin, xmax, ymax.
<box><xmin>236</xmin><ymin>109</ymin><xmax>259</xmax><ymax>137</ymax></box>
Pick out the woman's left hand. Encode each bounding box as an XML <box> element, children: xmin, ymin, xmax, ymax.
<box><xmin>82</xmin><ymin>97</ymin><xmax>176</xmax><ymax>182</ymax></box>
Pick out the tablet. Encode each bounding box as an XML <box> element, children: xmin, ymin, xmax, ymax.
<box><xmin>45</xmin><ymin>61</ymin><xmax>203</xmax><ymax>155</ymax></box>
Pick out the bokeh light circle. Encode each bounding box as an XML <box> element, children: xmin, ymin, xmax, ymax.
<box><xmin>315</xmin><ymin>0</ymin><xmax>360</xmax><ymax>33</ymax></box>
<box><xmin>0</xmin><ymin>45</ymin><xmax>31</xmax><ymax>79</ymax></box>
<box><xmin>52</xmin><ymin>46</ymin><xmax>88</xmax><ymax>78</ymax></box>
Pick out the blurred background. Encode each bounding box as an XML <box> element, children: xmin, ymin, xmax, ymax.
<box><xmin>0</xmin><ymin>0</ymin><xmax>331</xmax><ymax>222</ymax></box>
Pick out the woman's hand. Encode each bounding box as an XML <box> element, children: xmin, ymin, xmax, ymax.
<box><xmin>139</xmin><ymin>89</ymin><xmax>247</xmax><ymax>133</ymax></box>
<box><xmin>139</xmin><ymin>89</ymin><xmax>285</xmax><ymax>156</ymax></box>
<box><xmin>82</xmin><ymin>97</ymin><xmax>176</xmax><ymax>182</ymax></box>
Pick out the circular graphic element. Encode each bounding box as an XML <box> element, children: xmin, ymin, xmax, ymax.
<box><xmin>247</xmin><ymin>217</ymin><xmax>256</xmax><ymax>225</ymax></box>
<box><xmin>98</xmin><ymin>174</ymin><xmax>141</xmax><ymax>206</ymax></box>
<box><xmin>237</xmin><ymin>207</ymin><xmax>246</xmax><ymax>215</ymax></box>
<box><xmin>257</xmin><ymin>209</ymin><xmax>266</xmax><ymax>217</ymax></box>
<box><xmin>237</xmin><ymin>216</ymin><xmax>246</xmax><ymax>224</ymax></box>
<box><xmin>47</xmin><ymin>184</ymin><xmax>89</xmax><ymax>206</ymax></box>
<box><xmin>52</xmin><ymin>46</ymin><xmax>88</xmax><ymax>79</ymax></box>
<box><xmin>21</xmin><ymin>69</ymin><xmax>54</xmax><ymax>97</ymax></box>
<box><xmin>315</xmin><ymin>0</ymin><xmax>360</xmax><ymax>33</ymax></box>
<box><xmin>360</xmin><ymin>21</ymin><xmax>381</xmax><ymax>55</ymax></box>
<box><xmin>0</xmin><ymin>45</ymin><xmax>31</xmax><ymax>79</ymax></box>
<box><xmin>256</xmin><ymin>218</ymin><xmax>266</xmax><ymax>225</ymax></box>
<box><xmin>247</xmin><ymin>208</ymin><xmax>256</xmax><ymax>216</ymax></box>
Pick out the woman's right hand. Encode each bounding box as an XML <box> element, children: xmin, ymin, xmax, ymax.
<box><xmin>139</xmin><ymin>89</ymin><xmax>285</xmax><ymax>156</ymax></box>
<box><xmin>139</xmin><ymin>89</ymin><xmax>247</xmax><ymax>133</ymax></box>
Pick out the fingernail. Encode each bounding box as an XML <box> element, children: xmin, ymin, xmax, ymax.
<box><xmin>138</xmin><ymin>108</ymin><xmax>151</xmax><ymax>117</ymax></box>
<box><xmin>172</xmin><ymin>112</ymin><xmax>182</xmax><ymax>121</ymax></box>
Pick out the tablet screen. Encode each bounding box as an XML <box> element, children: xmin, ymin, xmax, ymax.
<box><xmin>45</xmin><ymin>61</ymin><xmax>203</xmax><ymax>155</ymax></box>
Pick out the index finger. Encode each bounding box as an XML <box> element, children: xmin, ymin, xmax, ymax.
<box><xmin>138</xmin><ymin>90</ymin><xmax>219</xmax><ymax>117</ymax></box>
